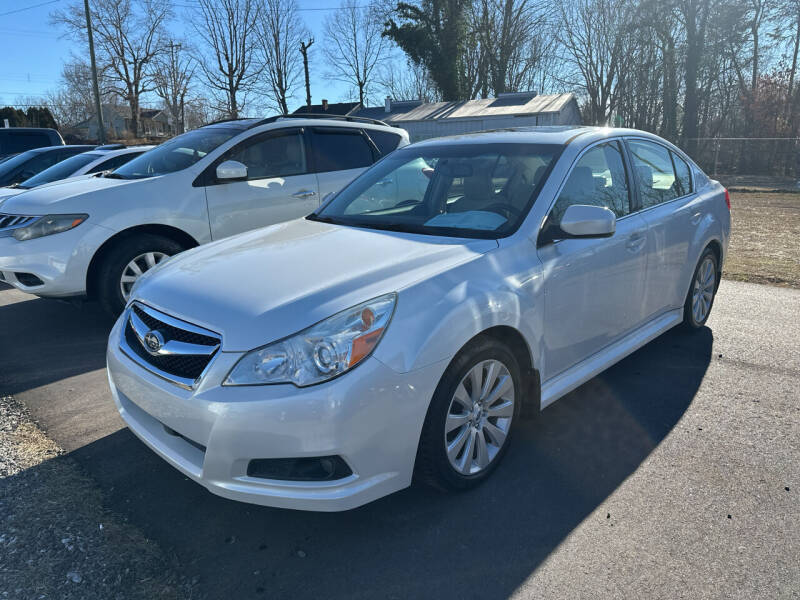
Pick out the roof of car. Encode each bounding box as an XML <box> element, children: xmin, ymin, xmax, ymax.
<box><xmin>29</xmin><ymin>144</ymin><xmax>97</xmax><ymax>154</ymax></box>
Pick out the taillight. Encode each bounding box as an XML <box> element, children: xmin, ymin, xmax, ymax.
<box><xmin>724</xmin><ymin>189</ymin><xmax>731</xmax><ymax>211</ymax></box>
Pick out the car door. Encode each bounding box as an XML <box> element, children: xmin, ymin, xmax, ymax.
<box><xmin>204</xmin><ymin>128</ymin><xmax>320</xmax><ymax>240</ymax></box>
<box><xmin>626</xmin><ymin>138</ymin><xmax>697</xmax><ymax>318</ymax></box>
<box><xmin>537</xmin><ymin>140</ymin><xmax>649</xmax><ymax>380</ymax></box>
<box><xmin>309</xmin><ymin>127</ymin><xmax>377</xmax><ymax>198</ymax></box>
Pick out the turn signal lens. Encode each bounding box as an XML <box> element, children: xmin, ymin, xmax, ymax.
<box><xmin>724</xmin><ymin>189</ymin><xmax>731</xmax><ymax>211</ymax></box>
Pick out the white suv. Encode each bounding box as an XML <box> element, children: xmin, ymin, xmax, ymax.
<box><xmin>0</xmin><ymin>116</ymin><xmax>408</xmax><ymax>314</ymax></box>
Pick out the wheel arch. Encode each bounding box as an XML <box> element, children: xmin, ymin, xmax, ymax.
<box><xmin>85</xmin><ymin>224</ymin><xmax>199</xmax><ymax>298</ymax></box>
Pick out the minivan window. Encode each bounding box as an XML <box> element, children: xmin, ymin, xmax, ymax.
<box><xmin>111</xmin><ymin>128</ymin><xmax>240</xmax><ymax>179</ymax></box>
<box><xmin>17</xmin><ymin>152</ymin><xmax>100</xmax><ymax>188</ymax></box>
<box><xmin>550</xmin><ymin>141</ymin><xmax>630</xmax><ymax>222</ymax></box>
<box><xmin>311</xmin><ymin>143</ymin><xmax>560</xmax><ymax>239</ymax></box>
<box><xmin>628</xmin><ymin>140</ymin><xmax>680</xmax><ymax>208</ymax></box>
<box><xmin>311</xmin><ymin>128</ymin><xmax>374</xmax><ymax>172</ymax></box>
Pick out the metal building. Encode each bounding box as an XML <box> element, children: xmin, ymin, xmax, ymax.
<box><xmin>352</xmin><ymin>92</ymin><xmax>581</xmax><ymax>142</ymax></box>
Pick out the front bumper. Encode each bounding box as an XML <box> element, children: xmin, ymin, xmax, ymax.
<box><xmin>0</xmin><ymin>223</ymin><xmax>111</xmax><ymax>297</ymax></box>
<box><xmin>106</xmin><ymin>317</ymin><xmax>446</xmax><ymax>511</ymax></box>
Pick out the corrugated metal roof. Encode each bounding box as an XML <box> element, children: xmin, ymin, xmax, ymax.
<box><xmin>352</xmin><ymin>93</ymin><xmax>576</xmax><ymax>123</ymax></box>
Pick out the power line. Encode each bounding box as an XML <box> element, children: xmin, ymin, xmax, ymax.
<box><xmin>0</xmin><ymin>0</ymin><xmax>60</xmax><ymax>18</ymax></box>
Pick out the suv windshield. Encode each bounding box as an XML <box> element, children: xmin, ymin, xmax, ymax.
<box><xmin>110</xmin><ymin>128</ymin><xmax>240</xmax><ymax>180</ymax></box>
<box><xmin>18</xmin><ymin>152</ymin><xmax>101</xmax><ymax>189</ymax></box>
<box><xmin>311</xmin><ymin>143</ymin><xmax>561</xmax><ymax>238</ymax></box>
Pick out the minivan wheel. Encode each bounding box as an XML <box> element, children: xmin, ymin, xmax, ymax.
<box><xmin>682</xmin><ymin>247</ymin><xmax>719</xmax><ymax>329</ymax></box>
<box><xmin>96</xmin><ymin>234</ymin><xmax>184</xmax><ymax>317</ymax></box>
<box><xmin>416</xmin><ymin>337</ymin><xmax>521</xmax><ymax>491</ymax></box>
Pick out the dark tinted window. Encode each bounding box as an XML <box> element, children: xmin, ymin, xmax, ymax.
<box><xmin>366</xmin><ymin>130</ymin><xmax>402</xmax><ymax>156</ymax></box>
<box><xmin>551</xmin><ymin>141</ymin><xmax>630</xmax><ymax>221</ymax></box>
<box><xmin>628</xmin><ymin>140</ymin><xmax>680</xmax><ymax>208</ymax></box>
<box><xmin>671</xmin><ymin>151</ymin><xmax>692</xmax><ymax>196</ymax></box>
<box><xmin>225</xmin><ymin>131</ymin><xmax>307</xmax><ymax>179</ymax></box>
<box><xmin>1</xmin><ymin>132</ymin><xmax>52</xmax><ymax>154</ymax></box>
<box><xmin>87</xmin><ymin>152</ymin><xmax>143</xmax><ymax>173</ymax></box>
<box><xmin>311</xmin><ymin>128</ymin><xmax>374</xmax><ymax>172</ymax></box>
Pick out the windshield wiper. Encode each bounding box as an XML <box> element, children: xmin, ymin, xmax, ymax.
<box><xmin>306</xmin><ymin>213</ymin><xmax>340</xmax><ymax>225</ymax></box>
<box><xmin>103</xmin><ymin>172</ymin><xmax>127</xmax><ymax>179</ymax></box>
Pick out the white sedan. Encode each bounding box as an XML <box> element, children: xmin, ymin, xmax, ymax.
<box><xmin>106</xmin><ymin>126</ymin><xmax>731</xmax><ymax>511</ymax></box>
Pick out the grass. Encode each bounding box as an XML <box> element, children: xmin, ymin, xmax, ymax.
<box><xmin>723</xmin><ymin>190</ymin><xmax>800</xmax><ymax>288</ymax></box>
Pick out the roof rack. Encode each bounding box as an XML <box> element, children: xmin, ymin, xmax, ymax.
<box><xmin>244</xmin><ymin>113</ymin><xmax>389</xmax><ymax>128</ymax></box>
<box><xmin>94</xmin><ymin>143</ymin><xmax>126</xmax><ymax>150</ymax></box>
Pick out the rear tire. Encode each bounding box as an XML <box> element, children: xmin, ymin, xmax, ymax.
<box><xmin>96</xmin><ymin>234</ymin><xmax>184</xmax><ymax>317</ymax></box>
<box><xmin>682</xmin><ymin>247</ymin><xmax>719</xmax><ymax>330</ymax></box>
<box><xmin>415</xmin><ymin>336</ymin><xmax>521</xmax><ymax>491</ymax></box>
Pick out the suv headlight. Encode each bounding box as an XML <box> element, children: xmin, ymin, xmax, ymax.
<box><xmin>13</xmin><ymin>214</ymin><xmax>88</xmax><ymax>241</ymax></box>
<box><xmin>224</xmin><ymin>293</ymin><xmax>397</xmax><ymax>387</ymax></box>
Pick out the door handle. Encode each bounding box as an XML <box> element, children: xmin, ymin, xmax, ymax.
<box><xmin>291</xmin><ymin>190</ymin><xmax>317</xmax><ymax>199</ymax></box>
<box><xmin>690</xmin><ymin>212</ymin><xmax>703</xmax><ymax>225</ymax></box>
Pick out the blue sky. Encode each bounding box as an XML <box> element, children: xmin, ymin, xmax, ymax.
<box><xmin>0</xmin><ymin>0</ymin><xmax>365</xmax><ymax>113</ymax></box>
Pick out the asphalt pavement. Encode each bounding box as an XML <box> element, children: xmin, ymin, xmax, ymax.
<box><xmin>0</xmin><ymin>280</ymin><xmax>797</xmax><ymax>599</ymax></box>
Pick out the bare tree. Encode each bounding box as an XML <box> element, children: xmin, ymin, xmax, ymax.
<box><xmin>192</xmin><ymin>0</ymin><xmax>262</xmax><ymax>118</ymax></box>
<box><xmin>379</xmin><ymin>57</ymin><xmax>441</xmax><ymax>101</ymax></box>
<box><xmin>153</xmin><ymin>41</ymin><xmax>195</xmax><ymax>134</ymax></box>
<box><xmin>257</xmin><ymin>0</ymin><xmax>307</xmax><ymax>114</ymax></box>
<box><xmin>300</xmin><ymin>38</ymin><xmax>314</xmax><ymax>107</ymax></box>
<box><xmin>558</xmin><ymin>0</ymin><xmax>631</xmax><ymax>125</ymax></box>
<box><xmin>324</xmin><ymin>0</ymin><xmax>390</xmax><ymax>105</ymax></box>
<box><xmin>53</xmin><ymin>0</ymin><xmax>170</xmax><ymax>137</ymax></box>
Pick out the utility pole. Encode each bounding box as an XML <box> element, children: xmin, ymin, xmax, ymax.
<box><xmin>168</xmin><ymin>41</ymin><xmax>184</xmax><ymax>134</ymax></box>
<box><xmin>84</xmin><ymin>0</ymin><xmax>106</xmax><ymax>144</ymax></box>
<box><xmin>300</xmin><ymin>38</ymin><xmax>314</xmax><ymax>107</ymax></box>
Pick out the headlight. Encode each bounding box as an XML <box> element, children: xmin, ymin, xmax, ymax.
<box><xmin>224</xmin><ymin>293</ymin><xmax>397</xmax><ymax>387</ymax></box>
<box><xmin>13</xmin><ymin>214</ymin><xmax>88</xmax><ymax>241</ymax></box>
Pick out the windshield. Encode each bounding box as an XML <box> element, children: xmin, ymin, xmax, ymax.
<box><xmin>18</xmin><ymin>152</ymin><xmax>101</xmax><ymax>189</ymax></box>
<box><xmin>0</xmin><ymin>149</ymin><xmax>41</xmax><ymax>178</ymax></box>
<box><xmin>312</xmin><ymin>143</ymin><xmax>562</xmax><ymax>238</ymax></box>
<box><xmin>111</xmin><ymin>128</ymin><xmax>240</xmax><ymax>179</ymax></box>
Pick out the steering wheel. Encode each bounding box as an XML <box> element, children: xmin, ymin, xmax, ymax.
<box><xmin>484</xmin><ymin>202</ymin><xmax>522</xmax><ymax>219</ymax></box>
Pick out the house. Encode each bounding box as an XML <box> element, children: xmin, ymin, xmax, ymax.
<box><xmin>70</xmin><ymin>104</ymin><xmax>173</xmax><ymax>140</ymax></box>
<box><xmin>352</xmin><ymin>92</ymin><xmax>581</xmax><ymax>142</ymax></box>
<box><xmin>293</xmin><ymin>100</ymin><xmax>361</xmax><ymax>116</ymax></box>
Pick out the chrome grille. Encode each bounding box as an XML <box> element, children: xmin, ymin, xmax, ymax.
<box><xmin>0</xmin><ymin>213</ymin><xmax>38</xmax><ymax>236</ymax></box>
<box><xmin>119</xmin><ymin>302</ymin><xmax>221</xmax><ymax>390</ymax></box>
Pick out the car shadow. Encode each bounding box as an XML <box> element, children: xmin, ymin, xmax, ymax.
<box><xmin>54</xmin><ymin>326</ymin><xmax>712</xmax><ymax>600</ymax></box>
<box><xmin>0</xmin><ymin>290</ymin><xmax>114</xmax><ymax>394</ymax></box>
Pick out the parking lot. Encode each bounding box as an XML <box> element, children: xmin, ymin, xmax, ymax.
<box><xmin>1</xmin><ymin>277</ymin><xmax>798</xmax><ymax>599</ymax></box>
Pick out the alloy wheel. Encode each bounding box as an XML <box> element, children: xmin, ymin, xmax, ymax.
<box><xmin>444</xmin><ymin>359</ymin><xmax>515</xmax><ymax>475</ymax></box>
<box><xmin>120</xmin><ymin>251</ymin><xmax>169</xmax><ymax>301</ymax></box>
<box><xmin>691</xmin><ymin>256</ymin><xmax>716</xmax><ymax>324</ymax></box>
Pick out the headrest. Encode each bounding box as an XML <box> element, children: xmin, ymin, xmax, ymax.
<box><xmin>636</xmin><ymin>165</ymin><xmax>653</xmax><ymax>187</ymax></box>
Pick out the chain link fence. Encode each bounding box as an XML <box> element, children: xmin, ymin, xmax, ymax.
<box><xmin>689</xmin><ymin>137</ymin><xmax>800</xmax><ymax>179</ymax></box>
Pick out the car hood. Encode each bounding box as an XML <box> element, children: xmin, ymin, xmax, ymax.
<box><xmin>133</xmin><ymin>218</ymin><xmax>498</xmax><ymax>351</ymax></box>
<box><xmin>0</xmin><ymin>176</ymin><xmax>134</xmax><ymax>214</ymax></box>
<box><xmin>0</xmin><ymin>187</ymin><xmax>23</xmax><ymax>207</ymax></box>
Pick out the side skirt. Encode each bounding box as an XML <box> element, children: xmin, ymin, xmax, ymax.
<box><xmin>540</xmin><ymin>309</ymin><xmax>683</xmax><ymax>410</ymax></box>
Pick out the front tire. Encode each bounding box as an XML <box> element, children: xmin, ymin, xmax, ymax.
<box><xmin>416</xmin><ymin>336</ymin><xmax>522</xmax><ymax>491</ymax></box>
<box><xmin>96</xmin><ymin>234</ymin><xmax>184</xmax><ymax>317</ymax></box>
<box><xmin>682</xmin><ymin>247</ymin><xmax>719</xmax><ymax>329</ymax></box>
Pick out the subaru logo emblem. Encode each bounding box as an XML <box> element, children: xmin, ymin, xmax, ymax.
<box><xmin>143</xmin><ymin>330</ymin><xmax>165</xmax><ymax>354</ymax></box>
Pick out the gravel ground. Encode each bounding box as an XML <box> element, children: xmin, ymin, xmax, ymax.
<box><xmin>0</xmin><ymin>395</ymin><xmax>198</xmax><ymax>600</ymax></box>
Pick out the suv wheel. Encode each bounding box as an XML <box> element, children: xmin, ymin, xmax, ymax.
<box><xmin>96</xmin><ymin>234</ymin><xmax>184</xmax><ymax>316</ymax></box>
<box><xmin>682</xmin><ymin>247</ymin><xmax>719</xmax><ymax>329</ymax></box>
<box><xmin>416</xmin><ymin>336</ymin><xmax>521</xmax><ymax>491</ymax></box>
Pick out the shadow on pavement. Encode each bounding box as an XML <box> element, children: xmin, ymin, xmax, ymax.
<box><xmin>58</xmin><ymin>327</ymin><xmax>713</xmax><ymax>600</ymax></box>
<box><xmin>0</xmin><ymin>290</ymin><xmax>114</xmax><ymax>394</ymax></box>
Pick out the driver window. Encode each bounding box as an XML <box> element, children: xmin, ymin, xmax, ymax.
<box><xmin>225</xmin><ymin>131</ymin><xmax>307</xmax><ymax>180</ymax></box>
<box><xmin>550</xmin><ymin>141</ymin><xmax>630</xmax><ymax>223</ymax></box>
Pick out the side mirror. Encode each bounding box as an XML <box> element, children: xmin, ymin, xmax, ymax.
<box><xmin>216</xmin><ymin>160</ymin><xmax>248</xmax><ymax>181</ymax></box>
<box><xmin>559</xmin><ymin>204</ymin><xmax>616</xmax><ymax>238</ymax></box>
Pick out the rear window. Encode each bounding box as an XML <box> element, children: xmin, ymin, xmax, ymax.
<box><xmin>0</xmin><ymin>132</ymin><xmax>53</xmax><ymax>155</ymax></box>
<box><xmin>367</xmin><ymin>130</ymin><xmax>403</xmax><ymax>156</ymax></box>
